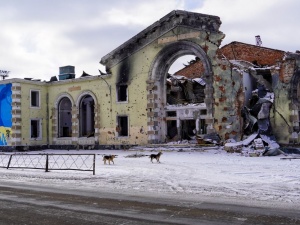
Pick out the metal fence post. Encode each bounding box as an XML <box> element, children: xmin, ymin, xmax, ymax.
<box><xmin>45</xmin><ymin>154</ymin><xmax>49</xmax><ymax>172</ymax></box>
<box><xmin>93</xmin><ymin>154</ymin><xmax>96</xmax><ymax>175</ymax></box>
<box><xmin>7</xmin><ymin>155</ymin><xmax>12</xmax><ymax>169</ymax></box>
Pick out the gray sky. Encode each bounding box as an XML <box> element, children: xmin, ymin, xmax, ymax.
<box><xmin>0</xmin><ymin>0</ymin><xmax>299</xmax><ymax>80</ymax></box>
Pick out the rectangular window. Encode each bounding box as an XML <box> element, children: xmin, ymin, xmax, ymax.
<box><xmin>31</xmin><ymin>90</ymin><xmax>40</xmax><ymax>107</ymax></box>
<box><xmin>117</xmin><ymin>84</ymin><xmax>128</xmax><ymax>102</ymax></box>
<box><xmin>117</xmin><ymin>116</ymin><xmax>128</xmax><ymax>137</ymax></box>
<box><xmin>167</xmin><ymin>111</ymin><xmax>177</xmax><ymax>117</ymax></box>
<box><xmin>31</xmin><ymin>119</ymin><xmax>41</xmax><ymax>139</ymax></box>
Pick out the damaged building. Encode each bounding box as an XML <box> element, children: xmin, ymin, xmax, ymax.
<box><xmin>0</xmin><ymin>10</ymin><xmax>300</xmax><ymax>151</ymax></box>
<box><xmin>216</xmin><ymin>42</ymin><xmax>300</xmax><ymax>150</ymax></box>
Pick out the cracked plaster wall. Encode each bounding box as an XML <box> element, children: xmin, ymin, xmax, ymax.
<box><xmin>272</xmin><ymin>55</ymin><xmax>300</xmax><ymax>144</ymax></box>
<box><xmin>213</xmin><ymin>59</ymin><xmax>244</xmax><ymax>141</ymax></box>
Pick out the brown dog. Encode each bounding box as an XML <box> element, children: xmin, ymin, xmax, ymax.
<box><xmin>103</xmin><ymin>155</ymin><xmax>117</xmax><ymax>165</ymax></box>
<box><xmin>149</xmin><ymin>151</ymin><xmax>163</xmax><ymax>163</ymax></box>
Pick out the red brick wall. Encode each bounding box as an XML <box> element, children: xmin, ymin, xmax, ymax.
<box><xmin>174</xmin><ymin>60</ymin><xmax>205</xmax><ymax>79</ymax></box>
<box><xmin>219</xmin><ymin>41</ymin><xmax>285</xmax><ymax>66</ymax></box>
<box><xmin>174</xmin><ymin>42</ymin><xmax>285</xmax><ymax>79</ymax></box>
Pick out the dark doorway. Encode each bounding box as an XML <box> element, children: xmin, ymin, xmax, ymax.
<box><xmin>79</xmin><ymin>95</ymin><xmax>95</xmax><ymax>137</ymax></box>
<box><xmin>58</xmin><ymin>97</ymin><xmax>72</xmax><ymax>137</ymax></box>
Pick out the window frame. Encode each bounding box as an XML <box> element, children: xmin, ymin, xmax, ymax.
<box><xmin>79</xmin><ymin>95</ymin><xmax>95</xmax><ymax>137</ymax></box>
<box><xmin>30</xmin><ymin>89</ymin><xmax>41</xmax><ymax>108</ymax></box>
<box><xmin>30</xmin><ymin>118</ymin><xmax>42</xmax><ymax>140</ymax></box>
<box><xmin>117</xmin><ymin>115</ymin><xmax>129</xmax><ymax>137</ymax></box>
<box><xmin>116</xmin><ymin>84</ymin><xmax>128</xmax><ymax>103</ymax></box>
<box><xmin>58</xmin><ymin>97</ymin><xmax>72</xmax><ymax>138</ymax></box>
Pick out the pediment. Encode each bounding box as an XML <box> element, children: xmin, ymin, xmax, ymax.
<box><xmin>100</xmin><ymin>10</ymin><xmax>221</xmax><ymax>69</ymax></box>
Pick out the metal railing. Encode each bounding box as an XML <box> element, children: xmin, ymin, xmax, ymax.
<box><xmin>0</xmin><ymin>153</ymin><xmax>96</xmax><ymax>175</ymax></box>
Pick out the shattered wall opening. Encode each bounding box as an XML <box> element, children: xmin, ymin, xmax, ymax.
<box><xmin>227</xmin><ymin>60</ymin><xmax>280</xmax><ymax>151</ymax></box>
<box><xmin>166</xmin><ymin>73</ymin><xmax>206</xmax><ymax>105</ymax></box>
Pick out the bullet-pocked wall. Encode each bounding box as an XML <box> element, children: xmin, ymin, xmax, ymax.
<box><xmin>0</xmin><ymin>79</ymin><xmax>49</xmax><ymax>149</ymax></box>
<box><xmin>101</xmin><ymin>10</ymin><xmax>225</xmax><ymax>144</ymax></box>
<box><xmin>276</xmin><ymin>52</ymin><xmax>300</xmax><ymax>143</ymax></box>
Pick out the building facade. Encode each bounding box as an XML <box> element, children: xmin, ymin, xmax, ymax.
<box><xmin>0</xmin><ymin>10</ymin><xmax>300</xmax><ymax>150</ymax></box>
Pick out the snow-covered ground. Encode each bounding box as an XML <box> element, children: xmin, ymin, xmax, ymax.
<box><xmin>0</xmin><ymin>146</ymin><xmax>299</xmax><ymax>210</ymax></box>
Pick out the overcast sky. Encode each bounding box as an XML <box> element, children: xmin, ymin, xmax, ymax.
<box><xmin>0</xmin><ymin>0</ymin><xmax>299</xmax><ymax>80</ymax></box>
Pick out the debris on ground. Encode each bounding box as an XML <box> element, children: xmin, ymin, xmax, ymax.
<box><xmin>125</xmin><ymin>152</ymin><xmax>149</xmax><ymax>158</ymax></box>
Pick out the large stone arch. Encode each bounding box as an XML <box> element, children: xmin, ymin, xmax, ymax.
<box><xmin>150</xmin><ymin>41</ymin><xmax>213</xmax><ymax>81</ymax></box>
<box><xmin>147</xmin><ymin>40</ymin><xmax>215</xmax><ymax>143</ymax></box>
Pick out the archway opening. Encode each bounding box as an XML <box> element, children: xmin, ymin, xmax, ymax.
<box><xmin>148</xmin><ymin>41</ymin><xmax>214</xmax><ymax>144</ymax></box>
<box><xmin>58</xmin><ymin>97</ymin><xmax>72</xmax><ymax>138</ymax></box>
<box><xmin>79</xmin><ymin>95</ymin><xmax>95</xmax><ymax>137</ymax></box>
<box><xmin>165</xmin><ymin>54</ymin><xmax>208</xmax><ymax>142</ymax></box>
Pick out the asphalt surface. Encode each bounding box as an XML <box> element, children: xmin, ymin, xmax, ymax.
<box><xmin>0</xmin><ymin>183</ymin><xmax>299</xmax><ymax>225</ymax></box>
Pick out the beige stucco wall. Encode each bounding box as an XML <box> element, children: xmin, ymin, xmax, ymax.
<box><xmin>48</xmin><ymin>77</ymin><xmax>103</xmax><ymax>145</ymax></box>
<box><xmin>46</xmin><ymin>74</ymin><xmax>149</xmax><ymax>145</ymax></box>
<box><xmin>103</xmin><ymin>43</ymin><xmax>155</xmax><ymax>145</ymax></box>
<box><xmin>18</xmin><ymin>81</ymin><xmax>48</xmax><ymax>146</ymax></box>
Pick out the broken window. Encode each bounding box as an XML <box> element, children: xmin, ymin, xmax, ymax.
<box><xmin>181</xmin><ymin>120</ymin><xmax>196</xmax><ymax>140</ymax></box>
<box><xmin>167</xmin><ymin>111</ymin><xmax>176</xmax><ymax>117</ymax></box>
<box><xmin>166</xmin><ymin>75</ymin><xmax>205</xmax><ymax>104</ymax></box>
<box><xmin>79</xmin><ymin>95</ymin><xmax>95</xmax><ymax>137</ymax></box>
<box><xmin>31</xmin><ymin>119</ymin><xmax>41</xmax><ymax>139</ymax></box>
<box><xmin>117</xmin><ymin>116</ymin><xmax>128</xmax><ymax>137</ymax></box>
<box><xmin>58</xmin><ymin>97</ymin><xmax>72</xmax><ymax>137</ymax></box>
<box><xmin>117</xmin><ymin>84</ymin><xmax>128</xmax><ymax>102</ymax></box>
<box><xmin>31</xmin><ymin>90</ymin><xmax>40</xmax><ymax>107</ymax></box>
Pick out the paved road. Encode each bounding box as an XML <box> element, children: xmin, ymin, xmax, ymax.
<box><xmin>0</xmin><ymin>183</ymin><xmax>299</xmax><ymax>225</ymax></box>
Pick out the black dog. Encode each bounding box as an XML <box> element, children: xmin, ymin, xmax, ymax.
<box><xmin>149</xmin><ymin>151</ymin><xmax>163</xmax><ymax>163</ymax></box>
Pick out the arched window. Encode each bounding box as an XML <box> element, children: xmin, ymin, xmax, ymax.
<box><xmin>79</xmin><ymin>95</ymin><xmax>95</xmax><ymax>137</ymax></box>
<box><xmin>58</xmin><ymin>97</ymin><xmax>72</xmax><ymax>137</ymax></box>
